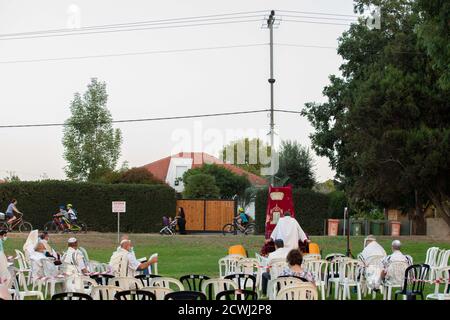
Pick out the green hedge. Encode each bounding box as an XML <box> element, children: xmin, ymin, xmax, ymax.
<box><xmin>255</xmin><ymin>188</ymin><xmax>331</xmax><ymax>235</ymax></box>
<box><xmin>0</xmin><ymin>181</ymin><xmax>176</xmax><ymax>232</ymax></box>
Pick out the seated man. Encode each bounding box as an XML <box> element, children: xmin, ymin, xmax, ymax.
<box><xmin>29</xmin><ymin>242</ymin><xmax>49</xmax><ymax>282</ymax></box>
<box><xmin>381</xmin><ymin>240</ymin><xmax>412</xmax><ymax>279</ymax></box>
<box><xmin>360</xmin><ymin>235</ymin><xmax>387</xmax><ymax>263</ymax></box>
<box><xmin>39</xmin><ymin>232</ymin><xmax>61</xmax><ymax>264</ymax></box>
<box><xmin>61</xmin><ymin>237</ymin><xmax>89</xmax><ymax>275</ymax></box>
<box><xmin>261</xmin><ymin>239</ymin><xmax>290</xmax><ymax>296</ymax></box>
<box><xmin>109</xmin><ymin>239</ymin><xmax>157</xmax><ymax>277</ymax></box>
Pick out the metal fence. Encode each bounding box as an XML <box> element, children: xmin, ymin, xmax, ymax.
<box><xmin>323</xmin><ymin>219</ymin><xmax>412</xmax><ymax>236</ymax></box>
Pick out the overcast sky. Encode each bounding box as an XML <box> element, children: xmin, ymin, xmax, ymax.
<box><xmin>0</xmin><ymin>0</ymin><xmax>358</xmax><ymax>182</ymax></box>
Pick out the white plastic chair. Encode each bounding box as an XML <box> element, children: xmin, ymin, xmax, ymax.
<box><xmin>15</xmin><ymin>250</ymin><xmax>32</xmax><ymax>286</ymax></box>
<box><xmin>255</xmin><ymin>253</ymin><xmax>268</xmax><ymax>292</ymax></box>
<box><xmin>90</xmin><ymin>285</ymin><xmax>122</xmax><ymax>300</ymax></box>
<box><xmin>337</xmin><ymin>259</ymin><xmax>362</xmax><ymax>300</ymax></box>
<box><xmin>41</xmin><ymin>258</ymin><xmax>67</xmax><ymax>298</ymax></box>
<box><xmin>141</xmin><ymin>286</ymin><xmax>173</xmax><ymax>300</ymax></box>
<box><xmin>326</xmin><ymin>256</ymin><xmax>351</xmax><ymax>298</ymax></box>
<box><xmin>149</xmin><ymin>277</ymin><xmax>184</xmax><ymax>291</ymax></box>
<box><xmin>201</xmin><ymin>278</ymin><xmax>238</xmax><ymax>300</ymax></box>
<box><xmin>430</xmin><ymin>249</ymin><xmax>450</xmax><ymax>281</ymax></box>
<box><xmin>425</xmin><ymin>247</ymin><xmax>440</xmax><ymax>281</ymax></box>
<box><xmin>276</xmin><ymin>283</ymin><xmax>318</xmax><ymax>300</ymax></box>
<box><xmin>382</xmin><ymin>261</ymin><xmax>409</xmax><ymax>300</ymax></box>
<box><xmin>237</xmin><ymin>258</ymin><xmax>259</xmax><ymax>276</ymax></box>
<box><xmin>304</xmin><ymin>259</ymin><xmax>328</xmax><ymax>300</ymax></box>
<box><xmin>219</xmin><ymin>255</ymin><xmax>243</xmax><ymax>278</ymax></box>
<box><xmin>13</xmin><ymin>271</ymin><xmax>44</xmax><ymax>300</ymax></box>
<box><xmin>302</xmin><ymin>254</ymin><xmax>321</xmax><ymax>263</ymax></box>
<box><xmin>269</xmin><ymin>276</ymin><xmax>304</xmax><ymax>300</ymax></box>
<box><xmin>266</xmin><ymin>258</ymin><xmax>288</xmax><ymax>299</ymax></box>
<box><xmin>110</xmin><ymin>276</ymin><xmax>142</xmax><ymax>290</ymax></box>
<box><xmin>426</xmin><ymin>266</ymin><xmax>450</xmax><ymax>300</ymax></box>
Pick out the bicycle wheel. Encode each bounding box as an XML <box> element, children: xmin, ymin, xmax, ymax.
<box><xmin>19</xmin><ymin>221</ymin><xmax>33</xmax><ymax>233</ymax></box>
<box><xmin>222</xmin><ymin>223</ymin><xmax>236</xmax><ymax>235</ymax></box>
<box><xmin>244</xmin><ymin>223</ymin><xmax>256</xmax><ymax>235</ymax></box>
<box><xmin>0</xmin><ymin>222</ymin><xmax>9</xmax><ymax>231</ymax></box>
<box><xmin>44</xmin><ymin>221</ymin><xmax>58</xmax><ymax>233</ymax></box>
<box><xmin>78</xmin><ymin>221</ymin><xmax>88</xmax><ymax>233</ymax></box>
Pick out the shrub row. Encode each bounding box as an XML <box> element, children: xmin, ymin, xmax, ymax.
<box><xmin>255</xmin><ymin>188</ymin><xmax>345</xmax><ymax>235</ymax></box>
<box><xmin>0</xmin><ymin>181</ymin><xmax>176</xmax><ymax>232</ymax></box>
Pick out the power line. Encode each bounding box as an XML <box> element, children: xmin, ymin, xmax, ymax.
<box><xmin>0</xmin><ymin>43</ymin><xmax>268</xmax><ymax>64</ymax></box>
<box><xmin>279</xmin><ymin>14</ymin><xmax>357</xmax><ymax>22</ymax></box>
<box><xmin>277</xmin><ymin>9</ymin><xmax>357</xmax><ymax>18</ymax></box>
<box><xmin>0</xmin><ymin>109</ymin><xmax>302</xmax><ymax>129</ymax></box>
<box><xmin>283</xmin><ymin>19</ymin><xmax>351</xmax><ymax>27</ymax></box>
<box><xmin>0</xmin><ymin>19</ymin><xmax>263</xmax><ymax>41</ymax></box>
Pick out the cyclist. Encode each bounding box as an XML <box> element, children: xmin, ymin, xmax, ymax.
<box><xmin>5</xmin><ymin>199</ymin><xmax>22</xmax><ymax>226</ymax></box>
<box><xmin>54</xmin><ymin>205</ymin><xmax>68</xmax><ymax>231</ymax></box>
<box><xmin>66</xmin><ymin>204</ymin><xmax>78</xmax><ymax>224</ymax></box>
<box><xmin>236</xmin><ymin>207</ymin><xmax>249</xmax><ymax>228</ymax></box>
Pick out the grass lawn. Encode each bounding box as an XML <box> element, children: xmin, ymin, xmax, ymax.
<box><xmin>4</xmin><ymin>233</ymin><xmax>450</xmax><ymax>300</ymax></box>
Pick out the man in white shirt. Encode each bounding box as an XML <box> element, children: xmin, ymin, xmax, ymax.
<box><xmin>61</xmin><ymin>237</ymin><xmax>89</xmax><ymax>275</ymax></box>
<box><xmin>261</xmin><ymin>239</ymin><xmax>290</xmax><ymax>296</ymax></box>
<box><xmin>109</xmin><ymin>239</ymin><xmax>157</xmax><ymax>277</ymax></box>
<box><xmin>267</xmin><ymin>212</ymin><xmax>309</xmax><ymax>250</ymax></box>
<box><xmin>360</xmin><ymin>235</ymin><xmax>387</xmax><ymax>263</ymax></box>
<box><xmin>381</xmin><ymin>240</ymin><xmax>412</xmax><ymax>277</ymax></box>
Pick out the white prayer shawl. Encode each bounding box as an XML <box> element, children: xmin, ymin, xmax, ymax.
<box><xmin>360</xmin><ymin>241</ymin><xmax>387</xmax><ymax>262</ymax></box>
<box><xmin>23</xmin><ymin>230</ymin><xmax>39</xmax><ymax>263</ymax></box>
<box><xmin>270</xmin><ymin>216</ymin><xmax>307</xmax><ymax>250</ymax></box>
<box><xmin>61</xmin><ymin>247</ymin><xmax>88</xmax><ymax>275</ymax></box>
<box><xmin>109</xmin><ymin>248</ymin><xmax>132</xmax><ymax>277</ymax></box>
<box><xmin>29</xmin><ymin>251</ymin><xmax>47</xmax><ymax>281</ymax></box>
<box><xmin>0</xmin><ymin>251</ymin><xmax>10</xmax><ymax>284</ymax></box>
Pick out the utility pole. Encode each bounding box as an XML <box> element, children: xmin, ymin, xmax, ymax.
<box><xmin>267</xmin><ymin>10</ymin><xmax>276</xmax><ymax>185</ymax></box>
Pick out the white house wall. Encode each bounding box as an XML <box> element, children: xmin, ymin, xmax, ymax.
<box><xmin>166</xmin><ymin>157</ymin><xmax>193</xmax><ymax>192</ymax></box>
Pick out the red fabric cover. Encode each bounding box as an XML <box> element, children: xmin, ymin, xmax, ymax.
<box><xmin>264</xmin><ymin>185</ymin><xmax>296</xmax><ymax>239</ymax></box>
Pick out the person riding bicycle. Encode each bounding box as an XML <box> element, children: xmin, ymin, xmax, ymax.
<box><xmin>236</xmin><ymin>207</ymin><xmax>249</xmax><ymax>228</ymax></box>
<box><xmin>53</xmin><ymin>205</ymin><xmax>68</xmax><ymax>231</ymax></box>
<box><xmin>66</xmin><ymin>204</ymin><xmax>78</xmax><ymax>224</ymax></box>
<box><xmin>5</xmin><ymin>199</ymin><xmax>22</xmax><ymax>225</ymax></box>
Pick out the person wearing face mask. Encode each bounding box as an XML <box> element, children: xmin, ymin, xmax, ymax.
<box><xmin>109</xmin><ymin>239</ymin><xmax>157</xmax><ymax>277</ymax></box>
<box><xmin>0</xmin><ymin>230</ymin><xmax>11</xmax><ymax>284</ymax></box>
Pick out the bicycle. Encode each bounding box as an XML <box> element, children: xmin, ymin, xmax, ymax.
<box><xmin>0</xmin><ymin>212</ymin><xmax>33</xmax><ymax>233</ymax></box>
<box><xmin>43</xmin><ymin>214</ymin><xmax>87</xmax><ymax>234</ymax></box>
<box><xmin>222</xmin><ymin>216</ymin><xmax>256</xmax><ymax>236</ymax></box>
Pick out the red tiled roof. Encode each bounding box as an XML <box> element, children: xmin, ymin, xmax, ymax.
<box><xmin>142</xmin><ymin>152</ymin><xmax>268</xmax><ymax>186</ymax></box>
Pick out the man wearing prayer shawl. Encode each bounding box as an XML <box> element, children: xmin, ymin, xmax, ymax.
<box><xmin>268</xmin><ymin>211</ymin><xmax>309</xmax><ymax>250</ymax></box>
<box><xmin>360</xmin><ymin>235</ymin><xmax>387</xmax><ymax>263</ymax></box>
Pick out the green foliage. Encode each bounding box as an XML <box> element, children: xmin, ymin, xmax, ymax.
<box><xmin>255</xmin><ymin>188</ymin><xmax>330</xmax><ymax>235</ymax></box>
<box><xmin>183</xmin><ymin>164</ymin><xmax>250</xmax><ymax>199</ymax></box>
<box><xmin>63</xmin><ymin>78</ymin><xmax>122</xmax><ymax>182</ymax></box>
<box><xmin>0</xmin><ymin>181</ymin><xmax>176</xmax><ymax>232</ymax></box>
<box><xmin>221</xmin><ymin>138</ymin><xmax>272</xmax><ymax>176</ymax></box>
<box><xmin>3</xmin><ymin>171</ymin><xmax>20</xmax><ymax>183</ymax></box>
<box><xmin>276</xmin><ymin>140</ymin><xmax>316</xmax><ymax>189</ymax></box>
<box><xmin>99</xmin><ymin>167</ymin><xmax>163</xmax><ymax>185</ymax></box>
<box><xmin>301</xmin><ymin>0</ymin><xmax>450</xmax><ymax>233</ymax></box>
<box><xmin>328</xmin><ymin>190</ymin><xmax>348</xmax><ymax>219</ymax></box>
<box><xmin>183</xmin><ymin>174</ymin><xmax>220</xmax><ymax>199</ymax></box>
<box><xmin>313</xmin><ymin>179</ymin><xmax>336</xmax><ymax>194</ymax></box>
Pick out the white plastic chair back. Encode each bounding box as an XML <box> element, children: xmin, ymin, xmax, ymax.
<box><xmin>269</xmin><ymin>258</ymin><xmax>288</xmax><ymax>279</ymax></box>
<box><xmin>67</xmin><ymin>275</ymin><xmax>96</xmax><ymax>293</ymax></box>
<box><xmin>149</xmin><ymin>277</ymin><xmax>184</xmax><ymax>291</ymax></box>
<box><xmin>339</xmin><ymin>259</ymin><xmax>360</xmax><ymax>283</ymax></box>
<box><xmin>255</xmin><ymin>253</ymin><xmax>268</xmax><ymax>267</ymax></box>
<box><xmin>276</xmin><ymin>283</ymin><xmax>318</xmax><ymax>300</ymax></box>
<box><xmin>141</xmin><ymin>286</ymin><xmax>173</xmax><ymax>300</ymax></box>
<box><xmin>111</xmin><ymin>276</ymin><xmax>142</xmax><ymax>290</ymax></box>
<box><xmin>385</xmin><ymin>261</ymin><xmax>409</xmax><ymax>286</ymax></box>
<box><xmin>15</xmin><ymin>250</ymin><xmax>29</xmax><ymax>270</ymax></box>
<box><xmin>303</xmin><ymin>254</ymin><xmax>321</xmax><ymax>263</ymax></box>
<box><xmin>201</xmin><ymin>278</ymin><xmax>238</xmax><ymax>299</ymax></box>
<box><xmin>305</xmin><ymin>260</ymin><xmax>328</xmax><ymax>283</ymax></box>
<box><xmin>91</xmin><ymin>285</ymin><xmax>122</xmax><ymax>300</ymax></box>
<box><xmin>425</xmin><ymin>247</ymin><xmax>440</xmax><ymax>267</ymax></box>
<box><xmin>237</xmin><ymin>258</ymin><xmax>259</xmax><ymax>275</ymax></box>
<box><xmin>271</xmin><ymin>276</ymin><xmax>304</xmax><ymax>299</ymax></box>
<box><xmin>219</xmin><ymin>255</ymin><xmax>242</xmax><ymax>278</ymax></box>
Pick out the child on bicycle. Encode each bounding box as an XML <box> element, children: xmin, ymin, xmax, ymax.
<box><xmin>236</xmin><ymin>207</ymin><xmax>249</xmax><ymax>228</ymax></box>
<box><xmin>5</xmin><ymin>199</ymin><xmax>22</xmax><ymax>225</ymax></box>
<box><xmin>53</xmin><ymin>206</ymin><xmax>68</xmax><ymax>231</ymax></box>
<box><xmin>66</xmin><ymin>204</ymin><xmax>78</xmax><ymax>224</ymax></box>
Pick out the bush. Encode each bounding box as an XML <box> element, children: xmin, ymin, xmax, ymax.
<box><xmin>183</xmin><ymin>174</ymin><xmax>220</xmax><ymax>199</ymax></box>
<box><xmin>0</xmin><ymin>181</ymin><xmax>176</xmax><ymax>232</ymax></box>
<box><xmin>328</xmin><ymin>190</ymin><xmax>348</xmax><ymax>219</ymax></box>
<box><xmin>255</xmin><ymin>188</ymin><xmax>330</xmax><ymax>235</ymax></box>
<box><xmin>98</xmin><ymin>167</ymin><xmax>164</xmax><ymax>185</ymax></box>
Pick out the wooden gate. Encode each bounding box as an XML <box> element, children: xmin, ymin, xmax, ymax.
<box><xmin>176</xmin><ymin>199</ymin><xmax>236</xmax><ymax>231</ymax></box>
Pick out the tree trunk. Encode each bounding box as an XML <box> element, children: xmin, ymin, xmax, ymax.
<box><xmin>412</xmin><ymin>189</ymin><xmax>427</xmax><ymax>235</ymax></box>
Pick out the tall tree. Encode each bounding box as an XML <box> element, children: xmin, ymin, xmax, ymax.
<box><xmin>302</xmin><ymin>0</ymin><xmax>450</xmax><ymax>234</ymax></box>
<box><xmin>221</xmin><ymin>138</ymin><xmax>272</xmax><ymax>176</ymax></box>
<box><xmin>276</xmin><ymin>140</ymin><xmax>316</xmax><ymax>189</ymax></box>
<box><xmin>183</xmin><ymin>174</ymin><xmax>220</xmax><ymax>199</ymax></box>
<box><xmin>63</xmin><ymin>78</ymin><xmax>122</xmax><ymax>181</ymax></box>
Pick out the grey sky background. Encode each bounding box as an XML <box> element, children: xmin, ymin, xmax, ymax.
<box><xmin>0</xmin><ymin>0</ymin><xmax>357</xmax><ymax>182</ymax></box>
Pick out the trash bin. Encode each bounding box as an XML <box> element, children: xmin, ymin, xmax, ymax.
<box><xmin>371</xmin><ymin>221</ymin><xmax>385</xmax><ymax>235</ymax></box>
<box><xmin>327</xmin><ymin>219</ymin><xmax>340</xmax><ymax>236</ymax></box>
<box><xmin>351</xmin><ymin>221</ymin><xmax>363</xmax><ymax>236</ymax></box>
<box><xmin>390</xmin><ymin>221</ymin><xmax>401</xmax><ymax>236</ymax></box>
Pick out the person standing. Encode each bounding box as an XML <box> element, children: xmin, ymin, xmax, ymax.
<box><xmin>5</xmin><ymin>199</ymin><xmax>22</xmax><ymax>226</ymax></box>
<box><xmin>0</xmin><ymin>230</ymin><xmax>11</xmax><ymax>284</ymax></box>
<box><xmin>176</xmin><ymin>207</ymin><xmax>187</xmax><ymax>235</ymax></box>
<box><xmin>266</xmin><ymin>211</ymin><xmax>309</xmax><ymax>250</ymax></box>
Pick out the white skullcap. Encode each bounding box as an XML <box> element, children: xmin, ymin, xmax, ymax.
<box><xmin>67</xmin><ymin>237</ymin><xmax>77</xmax><ymax>244</ymax></box>
<box><xmin>366</xmin><ymin>235</ymin><xmax>376</xmax><ymax>241</ymax></box>
<box><xmin>120</xmin><ymin>239</ymin><xmax>130</xmax><ymax>246</ymax></box>
<box><xmin>392</xmin><ymin>240</ymin><xmax>401</xmax><ymax>248</ymax></box>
